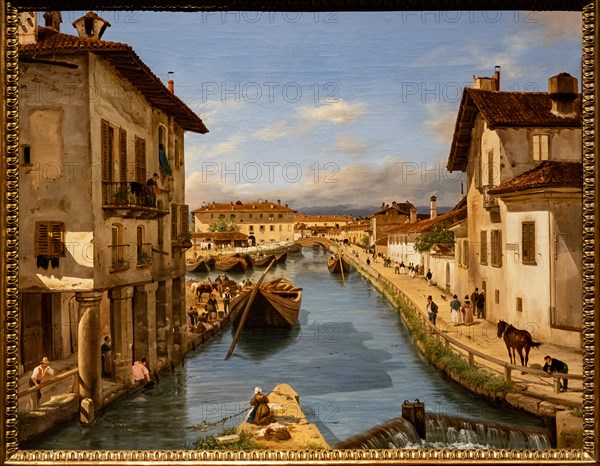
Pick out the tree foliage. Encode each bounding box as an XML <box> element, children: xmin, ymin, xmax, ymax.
<box><xmin>208</xmin><ymin>218</ymin><xmax>239</xmax><ymax>232</ymax></box>
<box><xmin>413</xmin><ymin>223</ymin><xmax>454</xmax><ymax>253</ymax></box>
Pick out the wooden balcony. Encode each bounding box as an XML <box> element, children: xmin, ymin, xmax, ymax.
<box><xmin>103</xmin><ymin>182</ymin><xmax>170</xmax><ymax>219</ymax></box>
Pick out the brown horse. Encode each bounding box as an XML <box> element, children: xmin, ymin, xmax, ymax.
<box><xmin>190</xmin><ymin>280</ymin><xmax>218</xmax><ymax>303</ymax></box>
<box><xmin>497</xmin><ymin>320</ymin><xmax>542</xmax><ymax>367</ymax></box>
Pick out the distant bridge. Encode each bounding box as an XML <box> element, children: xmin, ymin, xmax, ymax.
<box><xmin>294</xmin><ymin>237</ymin><xmax>335</xmax><ymax>250</ymax></box>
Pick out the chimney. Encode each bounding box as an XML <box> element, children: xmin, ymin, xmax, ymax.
<box><xmin>72</xmin><ymin>11</ymin><xmax>111</xmax><ymax>41</ymax></box>
<box><xmin>430</xmin><ymin>195</ymin><xmax>437</xmax><ymax>219</ymax></box>
<box><xmin>494</xmin><ymin>65</ymin><xmax>501</xmax><ymax>91</ymax></box>
<box><xmin>460</xmin><ymin>182</ymin><xmax>465</xmax><ymax>200</ymax></box>
<box><xmin>410</xmin><ymin>207</ymin><xmax>417</xmax><ymax>223</ymax></box>
<box><xmin>277</xmin><ymin>199</ymin><xmax>281</xmax><ymax>205</ymax></box>
<box><xmin>548</xmin><ymin>73</ymin><xmax>578</xmax><ymax>118</ymax></box>
<box><xmin>381</xmin><ymin>202</ymin><xmax>385</xmax><ymax>210</ymax></box>
<box><xmin>43</xmin><ymin>11</ymin><xmax>62</xmax><ymax>32</ymax></box>
<box><xmin>168</xmin><ymin>80</ymin><xmax>174</xmax><ymax>93</ymax></box>
<box><xmin>18</xmin><ymin>12</ymin><xmax>38</xmax><ymax>45</ymax></box>
<box><xmin>472</xmin><ymin>66</ymin><xmax>500</xmax><ymax>91</ymax></box>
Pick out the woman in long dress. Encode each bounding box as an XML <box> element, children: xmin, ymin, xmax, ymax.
<box><xmin>449</xmin><ymin>295</ymin><xmax>461</xmax><ymax>326</ymax></box>
<box><xmin>249</xmin><ymin>387</ymin><xmax>272</xmax><ymax>426</ymax></box>
<box><xmin>461</xmin><ymin>296</ymin><xmax>474</xmax><ymax>326</ymax></box>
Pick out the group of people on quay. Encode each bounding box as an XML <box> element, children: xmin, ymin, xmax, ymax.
<box><xmin>446</xmin><ymin>288</ymin><xmax>485</xmax><ymax>326</ymax></box>
<box><xmin>187</xmin><ymin>273</ymin><xmax>253</xmax><ymax>330</ymax></box>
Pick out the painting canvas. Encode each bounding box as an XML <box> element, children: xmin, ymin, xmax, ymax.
<box><xmin>1</xmin><ymin>0</ymin><xmax>597</xmax><ymax>464</ymax></box>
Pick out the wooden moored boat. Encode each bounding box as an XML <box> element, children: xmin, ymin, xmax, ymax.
<box><xmin>186</xmin><ymin>256</ymin><xmax>216</xmax><ymax>274</ymax></box>
<box><xmin>214</xmin><ymin>257</ymin><xmax>247</xmax><ymax>273</ymax></box>
<box><xmin>229</xmin><ymin>277</ymin><xmax>302</xmax><ymax>328</ymax></box>
<box><xmin>251</xmin><ymin>254</ymin><xmax>276</xmax><ymax>267</ymax></box>
<box><xmin>275</xmin><ymin>252</ymin><xmax>288</xmax><ymax>264</ymax></box>
<box><xmin>327</xmin><ymin>254</ymin><xmax>351</xmax><ymax>274</ymax></box>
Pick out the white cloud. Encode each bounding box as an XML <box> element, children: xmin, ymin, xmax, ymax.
<box><xmin>424</xmin><ymin>104</ymin><xmax>457</xmax><ymax>144</ymax></box>
<box><xmin>297</xmin><ymin>100</ymin><xmax>365</xmax><ymax>126</ymax></box>
<box><xmin>185</xmin><ymin>157</ymin><xmax>464</xmax><ymax>212</ymax></box>
<box><xmin>331</xmin><ymin>134</ymin><xmax>372</xmax><ymax>155</ymax></box>
<box><xmin>254</xmin><ymin>120</ymin><xmax>289</xmax><ymax>141</ymax></box>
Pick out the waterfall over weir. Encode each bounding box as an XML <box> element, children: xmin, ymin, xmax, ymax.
<box><xmin>337</xmin><ymin>414</ymin><xmax>552</xmax><ymax>450</ymax></box>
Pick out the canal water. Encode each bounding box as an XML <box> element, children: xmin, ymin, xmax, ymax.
<box><xmin>25</xmin><ymin>248</ymin><xmax>547</xmax><ymax>450</ymax></box>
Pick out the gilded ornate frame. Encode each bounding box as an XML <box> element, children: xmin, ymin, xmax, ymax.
<box><xmin>1</xmin><ymin>0</ymin><xmax>597</xmax><ymax>464</ymax></box>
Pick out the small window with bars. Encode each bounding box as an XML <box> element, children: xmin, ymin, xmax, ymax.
<box><xmin>516</xmin><ymin>297</ymin><xmax>523</xmax><ymax>313</ymax></box>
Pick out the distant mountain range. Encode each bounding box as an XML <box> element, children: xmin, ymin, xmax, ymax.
<box><xmin>297</xmin><ymin>204</ymin><xmax>452</xmax><ymax>219</ymax></box>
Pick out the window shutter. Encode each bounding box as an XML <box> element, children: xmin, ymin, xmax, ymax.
<box><xmin>119</xmin><ymin>128</ymin><xmax>127</xmax><ymax>182</ymax></box>
<box><xmin>101</xmin><ymin>120</ymin><xmax>110</xmax><ymax>203</ymax></box>
<box><xmin>36</xmin><ymin>222</ymin><xmax>65</xmax><ymax>256</ymax></box>
<box><xmin>181</xmin><ymin>204</ymin><xmax>189</xmax><ymax>235</ymax></box>
<box><xmin>36</xmin><ymin>222</ymin><xmax>50</xmax><ymax>255</ymax></box>
<box><xmin>491</xmin><ymin>229</ymin><xmax>502</xmax><ymax>267</ymax></box>
<box><xmin>135</xmin><ymin>136</ymin><xmax>146</xmax><ymax>183</ymax></box>
<box><xmin>522</xmin><ymin>222</ymin><xmax>536</xmax><ymax>263</ymax></box>
<box><xmin>487</xmin><ymin>150</ymin><xmax>494</xmax><ymax>187</ymax></box>
<box><xmin>51</xmin><ymin>222</ymin><xmax>65</xmax><ymax>256</ymax></box>
<box><xmin>480</xmin><ymin>230</ymin><xmax>488</xmax><ymax>265</ymax></box>
<box><xmin>171</xmin><ymin>203</ymin><xmax>178</xmax><ymax>240</ymax></box>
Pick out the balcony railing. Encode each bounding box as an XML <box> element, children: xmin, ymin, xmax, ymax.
<box><xmin>103</xmin><ymin>182</ymin><xmax>170</xmax><ymax>219</ymax></box>
<box><xmin>136</xmin><ymin>242</ymin><xmax>153</xmax><ymax>267</ymax></box>
<box><xmin>481</xmin><ymin>185</ymin><xmax>499</xmax><ymax>210</ymax></box>
<box><xmin>109</xmin><ymin>243</ymin><xmax>130</xmax><ymax>272</ymax></box>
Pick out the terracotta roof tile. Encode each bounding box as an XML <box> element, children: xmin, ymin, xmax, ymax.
<box><xmin>388</xmin><ymin>206</ymin><xmax>467</xmax><ymax>235</ymax></box>
<box><xmin>489</xmin><ymin>161</ymin><xmax>582</xmax><ymax>195</ymax></box>
<box><xmin>20</xmin><ymin>27</ymin><xmax>208</xmax><ymax>134</ymax></box>
<box><xmin>447</xmin><ymin>87</ymin><xmax>581</xmax><ymax>172</ymax></box>
<box><xmin>468</xmin><ymin>89</ymin><xmax>581</xmax><ymax>129</ymax></box>
<box><xmin>192</xmin><ymin>201</ymin><xmax>296</xmax><ymax>213</ymax></box>
<box><xmin>430</xmin><ymin>243</ymin><xmax>455</xmax><ymax>256</ymax></box>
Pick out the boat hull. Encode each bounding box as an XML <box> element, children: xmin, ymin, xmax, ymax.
<box><xmin>251</xmin><ymin>254</ymin><xmax>276</xmax><ymax>267</ymax></box>
<box><xmin>214</xmin><ymin>258</ymin><xmax>247</xmax><ymax>273</ymax></box>
<box><xmin>229</xmin><ymin>279</ymin><xmax>302</xmax><ymax>328</ymax></box>
<box><xmin>327</xmin><ymin>257</ymin><xmax>351</xmax><ymax>274</ymax></box>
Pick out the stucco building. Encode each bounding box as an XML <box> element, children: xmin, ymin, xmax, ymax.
<box><xmin>192</xmin><ymin>200</ymin><xmax>296</xmax><ymax>245</ymax></box>
<box><xmin>18</xmin><ymin>11</ymin><xmax>207</xmax><ymax>407</ymax></box>
<box><xmin>446</xmin><ymin>69</ymin><xmax>582</xmax><ymax>347</ymax></box>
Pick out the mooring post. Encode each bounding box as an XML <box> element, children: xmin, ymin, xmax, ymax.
<box><xmin>402</xmin><ymin>399</ymin><xmax>426</xmax><ymax>439</ymax></box>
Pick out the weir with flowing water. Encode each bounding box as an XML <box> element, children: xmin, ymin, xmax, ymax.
<box><xmin>338</xmin><ymin>414</ymin><xmax>552</xmax><ymax>450</ymax></box>
<box><xmin>24</xmin><ymin>248</ymin><xmax>551</xmax><ymax>450</ymax></box>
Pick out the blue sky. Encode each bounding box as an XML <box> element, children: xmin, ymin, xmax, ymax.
<box><xmin>62</xmin><ymin>10</ymin><xmax>581</xmax><ymax>212</ymax></box>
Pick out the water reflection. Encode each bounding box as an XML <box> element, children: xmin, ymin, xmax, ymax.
<box><xmin>24</xmin><ymin>248</ymin><xmax>547</xmax><ymax>450</ymax></box>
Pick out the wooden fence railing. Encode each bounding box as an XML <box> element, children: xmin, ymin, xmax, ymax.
<box><xmin>337</xmin><ymin>245</ymin><xmax>583</xmax><ymax>394</ymax></box>
<box><xmin>17</xmin><ymin>368</ymin><xmax>79</xmax><ymax>411</ymax></box>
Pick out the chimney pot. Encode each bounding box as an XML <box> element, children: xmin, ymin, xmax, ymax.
<box><xmin>430</xmin><ymin>196</ymin><xmax>437</xmax><ymax>219</ymax></box>
<box><xmin>548</xmin><ymin>73</ymin><xmax>578</xmax><ymax>118</ymax></box>
<box><xmin>168</xmin><ymin>79</ymin><xmax>174</xmax><ymax>93</ymax></box>
<box><xmin>72</xmin><ymin>11</ymin><xmax>111</xmax><ymax>41</ymax></box>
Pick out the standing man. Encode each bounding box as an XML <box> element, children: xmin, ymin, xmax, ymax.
<box><xmin>426</xmin><ymin>295</ymin><xmax>439</xmax><ymax>326</ymax></box>
<box><xmin>29</xmin><ymin>357</ymin><xmax>54</xmax><ymax>403</ymax></box>
<box><xmin>426</xmin><ymin>269</ymin><xmax>432</xmax><ymax>285</ymax></box>
<box><xmin>470</xmin><ymin>287</ymin><xmax>480</xmax><ymax>308</ymax></box>
<box><xmin>543</xmin><ymin>355</ymin><xmax>569</xmax><ymax>392</ymax></box>
<box><xmin>146</xmin><ymin>172</ymin><xmax>160</xmax><ymax>206</ymax></box>
<box><xmin>222</xmin><ymin>287</ymin><xmax>231</xmax><ymax>315</ymax></box>
<box><xmin>476</xmin><ymin>290</ymin><xmax>486</xmax><ymax>319</ymax></box>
